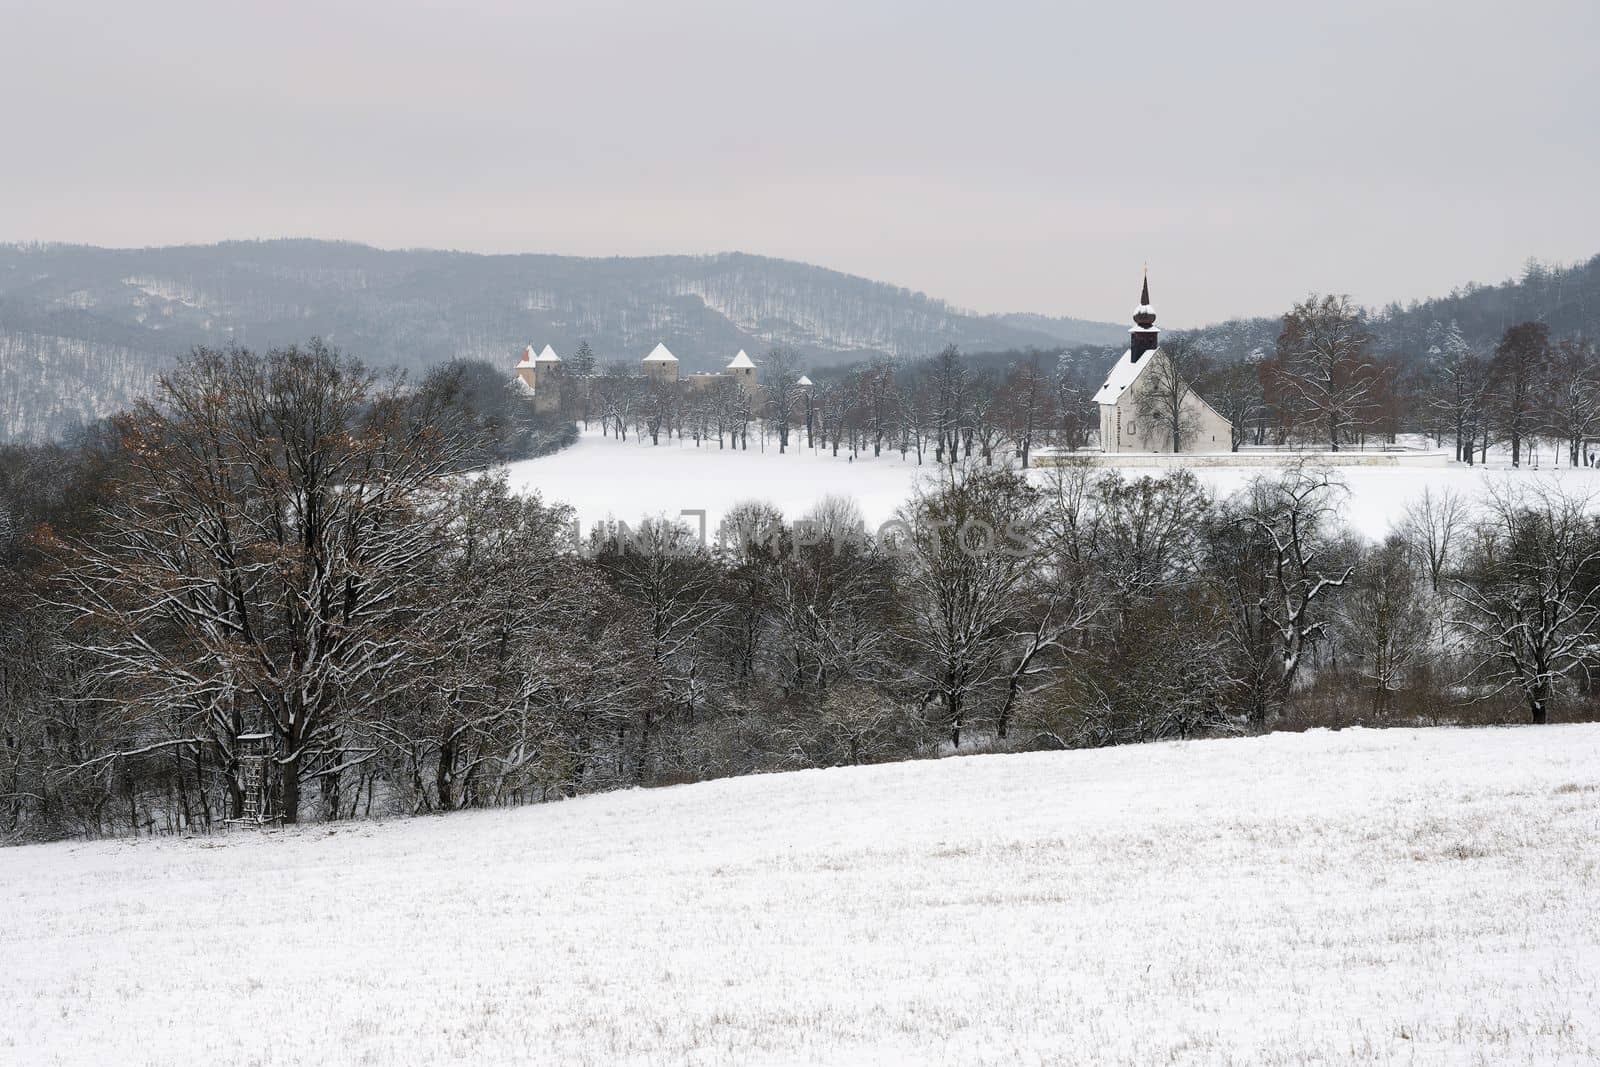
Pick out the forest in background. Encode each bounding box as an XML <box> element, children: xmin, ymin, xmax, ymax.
<box><xmin>0</xmin><ymin>240</ymin><xmax>1122</xmax><ymax>443</ymax></box>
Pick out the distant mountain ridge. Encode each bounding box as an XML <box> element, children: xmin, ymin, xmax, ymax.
<box><xmin>5</xmin><ymin>241</ymin><xmax>1596</xmax><ymax>444</ymax></box>
<box><xmin>0</xmin><ymin>240</ymin><xmax>1124</xmax><ymax>442</ymax></box>
<box><xmin>1181</xmin><ymin>254</ymin><xmax>1600</xmax><ymax>368</ymax></box>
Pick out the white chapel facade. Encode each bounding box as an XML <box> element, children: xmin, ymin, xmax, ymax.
<box><xmin>1093</xmin><ymin>274</ymin><xmax>1232</xmax><ymax>453</ymax></box>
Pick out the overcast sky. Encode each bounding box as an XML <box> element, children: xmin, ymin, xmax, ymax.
<box><xmin>1</xmin><ymin>0</ymin><xmax>1595</xmax><ymax>326</ymax></box>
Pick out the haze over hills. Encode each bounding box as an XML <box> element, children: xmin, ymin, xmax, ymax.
<box><xmin>2</xmin><ymin>240</ymin><xmax>1598</xmax><ymax>444</ymax></box>
<box><xmin>0</xmin><ymin>240</ymin><xmax>1123</xmax><ymax>442</ymax></box>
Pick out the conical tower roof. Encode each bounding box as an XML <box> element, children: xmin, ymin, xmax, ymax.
<box><xmin>642</xmin><ymin>342</ymin><xmax>679</xmax><ymax>364</ymax></box>
<box><xmin>1133</xmin><ymin>268</ymin><xmax>1156</xmax><ymax>329</ymax></box>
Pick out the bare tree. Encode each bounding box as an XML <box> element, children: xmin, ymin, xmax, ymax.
<box><xmin>1336</xmin><ymin>535</ymin><xmax>1429</xmax><ymax>718</ymax></box>
<box><xmin>1543</xmin><ymin>337</ymin><xmax>1600</xmax><ymax>467</ymax></box>
<box><xmin>896</xmin><ymin>383</ymin><xmax>930</xmax><ymax>464</ymax></box>
<box><xmin>709</xmin><ymin>376</ymin><xmax>752</xmax><ymax>450</ymax></box>
<box><xmin>897</xmin><ymin>466</ymin><xmax>1044</xmax><ymax>747</ymax></box>
<box><xmin>928</xmin><ymin>345</ymin><xmax>968</xmax><ymax>464</ymax></box>
<box><xmin>640</xmin><ymin>377</ymin><xmax>678</xmax><ymax>446</ymax></box>
<box><xmin>714</xmin><ymin>501</ymin><xmax>786</xmax><ymax>687</ymax></box>
<box><xmin>595</xmin><ymin>517</ymin><xmax>724</xmax><ymax>779</ymax></box>
<box><xmin>593</xmin><ymin>361</ymin><xmax>639</xmax><ymax>440</ymax></box>
<box><xmin>1488</xmin><ymin>321</ymin><xmax>1551</xmax><ymax>467</ymax></box>
<box><xmin>767</xmin><ymin>497</ymin><xmax>891</xmax><ymax>717</ymax></box>
<box><xmin>1273</xmin><ymin>294</ymin><xmax>1375</xmax><ymax>451</ymax></box>
<box><xmin>379</xmin><ymin>475</ymin><xmax>624</xmax><ymax>812</ymax></box>
<box><xmin>1210</xmin><ymin>358</ymin><xmax>1265</xmax><ymax>453</ymax></box>
<box><xmin>763</xmin><ymin>347</ymin><xmax>803</xmax><ymax>453</ymax></box>
<box><xmin>54</xmin><ymin>341</ymin><xmax>457</xmax><ymax>823</ymax></box>
<box><xmin>861</xmin><ymin>355</ymin><xmax>898</xmax><ymax>457</ymax></box>
<box><xmin>1400</xmin><ymin>486</ymin><xmax>1468</xmax><ymax>594</ymax></box>
<box><xmin>1450</xmin><ymin>483</ymin><xmax>1600</xmax><ymax>724</ymax></box>
<box><xmin>811</xmin><ymin>682</ymin><xmax>920</xmax><ymax>766</ymax></box>
<box><xmin>967</xmin><ymin>371</ymin><xmax>1003</xmax><ymax>465</ymax></box>
<box><xmin>1236</xmin><ymin>463</ymin><xmax>1354</xmax><ymax>723</ymax></box>
<box><xmin>1030</xmin><ymin>467</ymin><xmax>1223</xmax><ymax>745</ymax></box>
<box><xmin>1052</xmin><ymin>360</ymin><xmax>1098</xmax><ymax>452</ymax></box>
<box><xmin>1134</xmin><ymin>334</ymin><xmax>1210</xmax><ymax>452</ymax></box>
<box><xmin>1421</xmin><ymin>320</ymin><xmax>1486</xmax><ymax>463</ymax></box>
<box><xmin>1003</xmin><ymin>352</ymin><xmax>1053</xmax><ymax>468</ymax></box>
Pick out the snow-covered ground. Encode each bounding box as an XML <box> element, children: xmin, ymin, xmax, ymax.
<box><xmin>506</xmin><ymin>429</ymin><xmax>937</xmax><ymax>537</ymax></box>
<box><xmin>5</xmin><ymin>726</ymin><xmax>1598</xmax><ymax>1065</ymax></box>
<box><xmin>504</xmin><ymin>429</ymin><xmax>1600</xmax><ymax>542</ymax></box>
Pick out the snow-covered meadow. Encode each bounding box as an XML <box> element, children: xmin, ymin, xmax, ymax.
<box><xmin>5</xmin><ymin>726</ymin><xmax>1599</xmax><ymax>1065</ymax></box>
<box><xmin>504</xmin><ymin>429</ymin><xmax>1600</xmax><ymax>542</ymax></box>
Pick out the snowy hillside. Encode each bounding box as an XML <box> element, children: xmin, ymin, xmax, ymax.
<box><xmin>4</xmin><ymin>726</ymin><xmax>1596</xmax><ymax>1065</ymax></box>
<box><xmin>0</xmin><ymin>241</ymin><xmax>1121</xmax><ymax>442</ymax></box>
<box><xmin>505</xmin><ymin>428</ymin><xmax>1600</xmax><ymax>540</ymax></box>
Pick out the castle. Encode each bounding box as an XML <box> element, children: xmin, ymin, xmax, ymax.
<box><xmin>515</xmin><ymin>342</ymin><xmax>762</xmax><ymax>412</ymax></box>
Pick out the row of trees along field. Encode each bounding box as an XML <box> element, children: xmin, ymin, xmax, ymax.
<box><xmin>538</xmin><ymin>296</ymin><xmax>1598</xmax><ymax>469</ymax></box>
<box><xmin>4</xmin><ymin>337</ymin><xmax>1600</xmax><ymax>842</ymax></box>
<box><xmin>1177</xmin><ymin>297</ymin><xmax>1600</xmax><ymax>463</ymax></box>
<box><xmin>569</xmin><ymin>343</ymin><xmax>1091</xmax><ymax>464</ymax></box>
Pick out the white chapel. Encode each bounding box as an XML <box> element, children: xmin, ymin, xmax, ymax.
<box><xmin>1092</xmin><ymin>273</ymin><xmax>1232</xmax><ymax>453</ymax></box>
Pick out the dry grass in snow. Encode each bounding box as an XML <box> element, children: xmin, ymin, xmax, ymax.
<box><xmin>4</xmin><ymin>725</ymin><xmax>1600</xmax><ymax>1065</ymax></box>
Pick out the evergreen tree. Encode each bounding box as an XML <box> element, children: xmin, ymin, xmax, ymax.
<box><xmin>570</xmin><ymin>340</ymin><xmax>597</xmax><ymax>377</ymax></box>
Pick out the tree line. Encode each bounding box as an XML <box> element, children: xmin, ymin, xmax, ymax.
<box><xmin>546</xmin><ymin>296</ymin><xmax>1597</xmax><ymax>469</ymax></box>
<box><xmin>1133</xmin><ymin>296</ymin><xmax>1600</xmax><ymax>462</ymax></box>
<box><xmin>564</xmin><ymin>343</ymin><xmax>1097</xmax><ymax>464</ymax></box>
<box><xmin>4</xmin><ymin>338</ymin><xmax>1600</xmax><ymax>842</ymax></box>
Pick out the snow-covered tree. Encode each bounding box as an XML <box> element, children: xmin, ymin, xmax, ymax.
<box><xmin>54</xmin><ymin>340</ymin><xmax>459</xmax><ymax>823</ymax></box>
<box><xmin>1450</xmin><ymin>484</ymin><xmax>1600</xmax><ymax>724</ymax></box>
<box><xmin>762</xmin><ymin>347</ymin><xmax>803</xmax><ymax>453</ymax></box>
<box><xmin>1233</xmin><ymin>463</ymin><xmax>1354</xmax><ymax>724</ymax></box>
<box><xmin>896</xmin><ymin>466</ymin><xmax>1046</xmax><ymax>747</ymax></box>
<box><xmin>1273</xmin><ymin>295</ymin><xmax>1376</xmax><ymax>451</ymax></box>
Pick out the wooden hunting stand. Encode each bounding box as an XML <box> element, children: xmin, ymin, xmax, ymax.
<box><xmin>233</xmin><ymin>732</ymin><xmax>279</xmax><ymax>825</ymax></box>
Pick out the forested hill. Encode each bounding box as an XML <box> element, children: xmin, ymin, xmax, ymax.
<box><xmin>0</xmin><ymin>240</ymin><xmax>1123</xmax><ymax>442</ymax></box>
<box><xmin>1181</xmin><ymin>254</ymin><xmax>1600</xmax><ymax>363</ymax></box>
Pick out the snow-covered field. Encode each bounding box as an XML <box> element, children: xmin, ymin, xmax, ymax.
<box><xmin>505</xmin><ymin>429</ymin><xmax>1600</xmax><ymax>541</ymax></box>
<box><xmin>5</xmin><ymin>726</ymin><xmax>1599</xmax><ymax>1065</ymax></box>
<box><xmin>506</xmin><ymin>429</ymin><xmax>935</xmax><ymax>538</ymax></box>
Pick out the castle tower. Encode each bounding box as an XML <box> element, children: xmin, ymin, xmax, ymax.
<box><xmin>534</xmin><ymin>344</ymin><xmax>563</xmax><ymax>373</ymax></box>
<box><xmin>514</xmin><ymin>344</ymin><xmax>538</xmax><ymax>389</ymax></box>
<box><xmin>1130</xmin><ymin>269</ymin><xmax>1158</xmax><ymax>363</ymax></box>
<box><xmin>726</xmin><ymin>349</ymin><xmax>758</xmax><ymax>397</ymax></box>
<box><xmin>642</xmin><ymin>342</ymin><xmax>679</xmax><ymax>383</ymax></box>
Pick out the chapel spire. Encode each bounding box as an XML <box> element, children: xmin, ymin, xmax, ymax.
<box><xmin>1130</xmin><ymin>267</ymin><xmax>1159</xmax><ymax>361</ymax></box>
<box><xmin>1134</xmin><ymin>267</ymin><xmax>1156</xmax><ymax>329</ymax></box>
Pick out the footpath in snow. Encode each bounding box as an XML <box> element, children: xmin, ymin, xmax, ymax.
<box><xmin>4</xmin><ymin>725</ymin><xmax>1599</xmax><ymax>1065</ymax></box>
